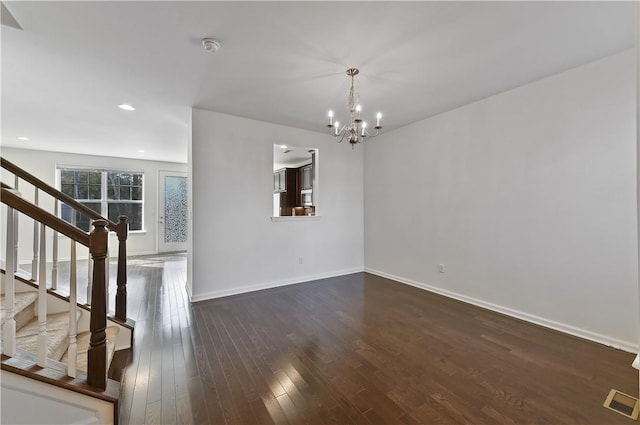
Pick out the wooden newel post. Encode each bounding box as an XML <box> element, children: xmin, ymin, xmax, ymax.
<box><xmin>88</xmin><ymin>219</ymin><xmax>108</xmax><ymax>390</ymax></box>
<box><xmin>115</xmin><ymin>215</ymin><xmax>128</xmax><ymax>321</ymax></box>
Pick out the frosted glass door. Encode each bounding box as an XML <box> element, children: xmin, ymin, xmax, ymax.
<box><xmin>159</xmin><ymin>171</ymin><xmax>188</xmax><ymax>252</ymax></box>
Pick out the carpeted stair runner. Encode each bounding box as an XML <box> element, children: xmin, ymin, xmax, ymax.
<box><xmin>2</xmin><ymin>289</ymin><xmax>119</xmax><ymax>372</ymax></box>
<box><xmin>1</xmin><ymin>291</ymin><xmax>38</xmax><ymax>329</ymax></box>
<box><xmin>60</xmin><ymin>326</ymin><xmax>119</xmax><ymax>372</ymax></box>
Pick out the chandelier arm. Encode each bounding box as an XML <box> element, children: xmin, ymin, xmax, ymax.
<box><xmin>331</xmin><ymin>125</ymin><xmax>349</xmax><ymax>143</ymax></box>
<box><xmin>328</xmin><ymin>124</ymin><xmax>350</xmax><ymax>137</ymax></box>
<box><xmin>363</xmin><ymin>128</ymin><xmax>381</xmax><ymax>138</ymax></box>
<box><xmin>335</xmin><ymin>132</ymin><xmax>347</xmax><ymax>143</ymax></box>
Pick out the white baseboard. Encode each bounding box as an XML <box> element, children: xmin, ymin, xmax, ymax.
<box><xmin>365</xmin><ymin>267</ymin><xmax>637</xmax><ymax>354</ymax></box>
<box><xmin>190</xmin><ymin>267</ymin><xmax>364</xmax><ymax>302</ymax></box>
<box><xmin>185</xmin><ymin>280</ymin><xmax>193</xmax><ymax>300</ymax></box>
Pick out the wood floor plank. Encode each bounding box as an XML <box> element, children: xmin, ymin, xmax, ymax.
<box><xmin>144</xmin><ymin>400</ymin><xmax>162</xmax><ymax>425</ymax></box>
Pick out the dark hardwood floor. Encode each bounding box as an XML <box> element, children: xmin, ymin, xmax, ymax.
<box><xmin>116</xmin><ymin>255</ymin><xmax>637</xmax><ymax>424</ymax></box>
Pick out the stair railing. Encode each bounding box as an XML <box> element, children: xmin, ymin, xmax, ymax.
<box><xmin>0</xmin><ymin>157</ymin><xmax>128</xmax><ymax>321</ymax></box>
<box><xmin>1</xmin><ymin>187</ymin><xmax>110</xmax><ymax>389</ymax></box>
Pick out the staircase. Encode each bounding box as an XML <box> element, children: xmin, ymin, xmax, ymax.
<box><xmin>1</xmin><ymin>288</ymin><xmax>120</xmax><ymax>372</ymax></box>
<box><xmin>1</xmin><ymin>157</ymin><xmax>134</xmax><ymax>425</ymax></box>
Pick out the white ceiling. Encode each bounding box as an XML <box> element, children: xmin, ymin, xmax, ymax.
<box><xmin>1</xmin><ymin>1</ymin><xmax>635</xmax><ymax>164</ymax></box>
<box><xmin>274</xmin><ymin>145</ymin><xmax>315</xmax><ymax>170</ymax></box>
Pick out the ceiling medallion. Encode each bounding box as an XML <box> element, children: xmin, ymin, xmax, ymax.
<box><xmin>326</xmin><ymin>68</ymin><xmax>382</xmax><ymax>148</ymax></box>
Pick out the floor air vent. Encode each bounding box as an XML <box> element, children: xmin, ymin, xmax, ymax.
<box><xmin>603</xmin><ymin>389</ymin><xmax>639</xmax><ymax>420</ymax></box>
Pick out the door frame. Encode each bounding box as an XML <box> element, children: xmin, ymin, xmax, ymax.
<box><xmin>158</xmin><ymin>170</ymin><xmax>188</xmax><ymax>253</ymax></box>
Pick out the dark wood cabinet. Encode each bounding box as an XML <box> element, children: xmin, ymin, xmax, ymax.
<box><xmin>274</xmin><ymin>163</ymin><xmax>315</xmax><ymax>216</ymax></box>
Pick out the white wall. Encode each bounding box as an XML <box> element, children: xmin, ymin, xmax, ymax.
<box><xmin>364</xmin><ymin>49</ymin><xmax>639</xmax><ymax>351</ymax></box>
<box><xmin>1</xmin><ymin>147</ymin><xmax>187</xmax><ymax>262</ymax></box>
<box><xmin>189</xmin><ymin>109</ymin><xmax>364</xmax><ymax>301</ymax></box>
<box><xmin>2</xmin><ymin>370</ymin><xmax>115</xmax><ymax>424</ymax></box>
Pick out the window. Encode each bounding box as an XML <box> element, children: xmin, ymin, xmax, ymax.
<box><xmin>58</xmin><ymin>168</ymin><xmax>144</xmax><ymax>232</ymax></box>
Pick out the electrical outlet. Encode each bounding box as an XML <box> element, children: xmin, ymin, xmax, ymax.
<box><xmin>298</xmin><ymin>256</ymin><xmax>303</xmax><ymax>265</ymax></box>
<box><xmin>438</xmin><ymin>264</ymin><xmax>445</xmax><ymax>273</ymax></box>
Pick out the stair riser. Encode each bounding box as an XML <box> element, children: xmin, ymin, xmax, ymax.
<box><xmin>15</xmin><ymin>302</ymin><xmax>35</xmax><ymax>330</ymax></box>
<box><xmin>50</xmin><ymin>336</ymin><xmax>70</xmax><ymax>362</ymax></box>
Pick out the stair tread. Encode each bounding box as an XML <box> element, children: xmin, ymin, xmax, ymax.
<box><xmin>0</xmin><ymin>291</ymin><xmax>38</xmax><ymax>326</ymax></box>
<box><xmin>15</xmin><ymin>310</ymin><xmax>81</xmax><ymax>361</ymax></box>
<box><xmin>2</xmin><ymin>346</ymin><xmax>121</xmax><ymax>403</ymax></box>
<box><xmin>59</xmin><ymin>326</ymin><xmax>120</xmax><ymax>373</ymax></box>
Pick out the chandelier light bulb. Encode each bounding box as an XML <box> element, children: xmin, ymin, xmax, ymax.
<box><xmin>376</xmin><ymin>112</ymin><xmax>382</xmax><ymax>127</ymax></box>
<box><xmin>356</xmin><ymin>104</ymin><xmax>361</xmax><ymax>119</ymax></box>
<box><xmin>361</xmin><ymin>121</ymin><xmax>367</xmax><ymax>136</ymax></box>
<box><xmin>328</xmin><ymin>109</ymin><xmax>334</xmax><ymax>126</ymax></box>
<box><xmin>334</xmin><ymin>121</ymin><xmax>339</xmax><ymax>135</ymax></box>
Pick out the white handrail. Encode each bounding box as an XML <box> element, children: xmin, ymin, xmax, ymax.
<box><xmin>36</xmin><ymin>223</ymin><xmax>48</xmax><ymax>368</ymax></box>
<box><xmin>68</xmin><ymin>240</ymin><xmax>78</xmax><ymax>377</ymax></box>
<box><xmin>3</xmin><ymin>207</ymin><xmax>17</xmax><ymax>357</ymax></box>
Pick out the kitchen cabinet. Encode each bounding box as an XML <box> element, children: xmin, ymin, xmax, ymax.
<box><xmin>301</xmin><ymin>164</ymin><xmax>313</xmax><ymax>190</ymax></box>
<box><xmin>274</xmin><ymin>168</ymin><xmax>298</xmax><ymax>215</ymax></box>
<box><xmin>273</xmin><ymin>169</ymin><xmax>286</xmax><ymax>193</ymax></box>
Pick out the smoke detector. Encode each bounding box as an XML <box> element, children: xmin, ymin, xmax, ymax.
<box><xmin>201</xmin><ymin>38</ymin><xmax>221</xmax><ymax>53</ymax></box>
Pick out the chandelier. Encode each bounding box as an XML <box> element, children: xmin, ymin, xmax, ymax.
<box><xmin>326</xmin><ymin>68</ymin><xmax>382</xmax><ymax>147</ymax></box>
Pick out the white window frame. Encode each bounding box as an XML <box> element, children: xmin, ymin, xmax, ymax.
<box><xmin>56</xmin><ymin>165</ymin><xmax>145</xmax><ymax>232</ymax></box>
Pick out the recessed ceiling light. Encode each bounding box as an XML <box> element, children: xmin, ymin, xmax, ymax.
<box><xmin>17</xmin><ymin>136</ymin><xmax>30</xmax><ymax>141</ymax></box>
<box><xmin>137</xmin><ymin>149</ymin><xmax>145</xmax><ymax>153</ymax></box>
<box><xmin>118</xmin><ymin>104</ymin><xmax>136</xmax><ymax>111</ymax></box>
<box><xmin>280</xmin><ymin>145</ymin><xmax>287</xmax><ymax>149</ymax></box>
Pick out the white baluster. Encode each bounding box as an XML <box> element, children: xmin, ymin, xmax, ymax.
<box><xmin>3</xmin><ymin>207</ymin><xmax>17</xmax><ymax>357</ymax></box>
<box><xmin>37</xmin><ymin>224</ymin><xmax>48</xmax><ymax>367</ymax></box>
<box><xmin>51</xmin><ymin>199</ymin><xmax>59</xmax><ymax>290</ymax></box>
<box><xmin>12</xmin><ymin>175</ymin><xmax>22</xmax><ymax>271</ymax></box>
<box><xmin>13</xmin><ymin>202</ymin><xmax>18</xmax><ymax>278</ymax></box>
<box><xmin>67</xmin><ymin>240</ymin><xmax>78</xmax><ymax>377</ymax></box>
<box><xmin>31</xmin><ymin>188</ymin><xmax>39</xmax><ymax>281</ymax></box>
<box><xmin>86</xmin><ymin>251</ymin><xmax>93</xmax><ymax>306</ymax></box>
